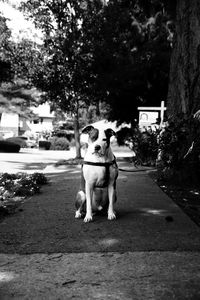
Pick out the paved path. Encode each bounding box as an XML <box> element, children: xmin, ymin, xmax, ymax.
<box><xmin>0</xmin><ymin>149</ymin><xmax>200</xmax><ymax>299</ymax></box>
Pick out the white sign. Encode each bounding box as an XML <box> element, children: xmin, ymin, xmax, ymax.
<box><xmin>138</xmin><ymin>101</ymin><xmax>167</xmax><ymax>128</ymax></box>
<box><xmin>139</xmin><ymin>111</ymin><xmax>159</xmax><ymax>126</ymax></box>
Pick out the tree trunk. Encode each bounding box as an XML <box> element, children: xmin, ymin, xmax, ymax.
<box><xmin>74</xmin><ymin>109</ymin><xmax>82</xmax><ymax>159</ymax></box>
<box><xmin>167</xmin><ymin>0</ymin><xmax>200</xmax><ymax>120</ymax></box>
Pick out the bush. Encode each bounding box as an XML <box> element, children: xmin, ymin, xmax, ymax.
<box><xmin>39</xmin><ymin>140</ymin><xmax>51</xmax><ymax>150</ymax></box>
<box><xmin>116</xmin><ymin>126</ymin><xmax>159</xmax><ymax>166</ymax></box>
<box><xmin>6</xmin><ymin>137</ymin><xmax>27</xmax><ymax>148</ymax></box>
<box><xmin>157</xmin><ymin>117</ymin><xmax>200</xmax><ymax>184</ymax></box>
<box><xmin>50</xmin><ymin>137</ymin><xmax>70</xmax><ymax>150</ymax></box>
<box><xmin>0</xmin><ymin>140</ymin><xmax>21</xmax><ymax>153</ymax></box>
<box><xmin>0</xmin><ymin>172</ymin><xmax>48</xmax><ymax>202</ymax></box>
<box><xmin>52</xmin><ymin>129</ymin><xmax>74</xmax><ymax>141</ymax></box>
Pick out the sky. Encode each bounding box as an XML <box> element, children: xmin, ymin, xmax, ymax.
<box><xmin>0</xmin><ymin>0</ymin><xmax>42</xmax><ymax>43</ymax></box>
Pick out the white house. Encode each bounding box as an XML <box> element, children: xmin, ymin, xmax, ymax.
<box><xmin>0</xmin><ymin>103</ymin><xmax>54</xmax><ymax>139</ymax></box>
<box><xmin>0</xmin><ymin>112</ymin><xmax>19</xmax><ymax>138</ymax></box>
<box><xmin>26</xmin><ymin>103</ymin><xmax>54</xmax><ymax>136</ymax></box>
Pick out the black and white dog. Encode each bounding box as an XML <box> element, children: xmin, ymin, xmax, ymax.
<box><xmin>75</xmin><ymin>125</ymin><xmax>118</xmax><ymax>223</ymax></box>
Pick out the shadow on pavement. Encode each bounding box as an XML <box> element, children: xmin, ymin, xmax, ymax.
<box><xmin>0</xmin><ymin>168</ymin><xmax>200</xmax><ymax>254</ymax></box>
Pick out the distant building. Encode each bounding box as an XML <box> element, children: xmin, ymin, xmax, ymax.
<box><xmin>0</xmin><ymin>113</ymin><xmax>19</xmax><ymax>138</ymax></box>
<box><xmin>0</xmin><ymin>103</ymin><xmax>54</xmax><ymax>139</ymax></box>
<box><xmin>25</xmin><ymin>103</ymin><xmax>54</xmax><ymax>137</ymax></box>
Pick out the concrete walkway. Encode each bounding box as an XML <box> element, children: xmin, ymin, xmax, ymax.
<box><xmin>0</xmin><ymin>149</ymin><xmax>200</xmax><ymax>299</ymax></box>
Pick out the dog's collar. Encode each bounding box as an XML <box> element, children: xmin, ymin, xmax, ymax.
<box><xmin>83</xmin><ymin>159</ymin><xmax>116</xmax><ymax>167</ymax></box>
<box><xmin>81</xmin><ymin>158</ymin><xmax>117</xmax><ymax>188</ymax></box>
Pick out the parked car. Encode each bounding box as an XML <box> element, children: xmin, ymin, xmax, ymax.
<box><xmin>6</xmin><ymin>137</ymin><xmax>27</xmax><ymax>148</ymax></box>
<box><xmin>13</xmin><ymin>136</ymin><xmax>38</xmax><ymax>148</ymax></box>
<box><xmin>0</xmin><ymin>140</ymin><xmax>21</xmax><ymax>153</ymax></box>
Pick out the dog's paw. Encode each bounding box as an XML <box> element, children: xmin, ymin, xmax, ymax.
<box><xmin>75</xmin><ymin>211</ymin><xmax>82</xmax><ymax>219</ymax></box>
<box><xmin>108</xmin><ymin>211</ymin><xmax>116</xmax><ymax>220</ymax></box>
<box><xmin>84</xmin><ymin>214</ymin><xmax>93</xmax><ymax>223</ymax></box>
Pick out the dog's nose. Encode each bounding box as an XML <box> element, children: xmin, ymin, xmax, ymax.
<box><xmin>94</xmin><ymin>145</ymin><xmax>101</xmax><ymax>151</ymax></box>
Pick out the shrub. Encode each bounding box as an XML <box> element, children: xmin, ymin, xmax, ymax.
<box><xmin>39</xmin><ymin>140</ymin><xmax>51</xmax><ymax>150</ymax></box>
<box><xmin>6</xmin><ymin>137</ymin><xmax>27</xmax><ymax>148</ymax></box>
<box><xmin>50</xmin><ymin>137</ymin><xmax>70</xmax><ymax>150</ymax></box>
<box><xmin>0</xmin><ymin>172</ymin><xmax>48</xmax><ymax>203</ymax></box>
<box><xmin>0</xmin><ymin>140</ymin><xmax>20</xmax><ymax>153</ymax></box>
<box><xmin>116</xmin><ymin>126</ymin><xmax>159</xmax><ymax>166</ymax></box>
<box><xmin>52</xmin><ymin>129</ymin><xmax>74</xmax><ymax>141</ymax></box>
<box><xmin>31</xmin><ymin>172</ymin><xmax>48</xmax><ymax>185</ymax></box>
<box><xmin>157</xmin><ymin>117</ymin><xmax>200</xmax><ymax>184</ymax></box>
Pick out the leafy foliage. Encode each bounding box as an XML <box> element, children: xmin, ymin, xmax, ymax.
<box><xmin>38</xmin><ymin>140</ymin><xmax>51</xmax><ymax>150</ymax></box>
<box><xmin>0</xmin><ymin>13</ymin><xmax>42</xmax><ymax>118</ymax></box>
<box><xmin>0</xmin><ymin>80</ymin><xmax>40</xmax><ymax>118</ymax></box>
<box><xmin>1</xmin><ymin>1</ymin><xmax>175</xmax><ymax>126</ymax></box>
<box><xmin>158</xmin><ymin>117</ymin><xmax>200</xmax><ymax>184</ymax></box>
<box><xmin>49</xmin><ymin>136</ymin><xmax>70</xmax><ymax>150</ymax></box>
<box><xmin>0</xmin><ymin>13</ymin><xmax>13</xmax><ymax>83</ymax></box>
<box><xmin>20</xmin><ymin>0</ymin><xmax>103</xmax><ymax>111</ymax></box>
<box><xmin>19</xmin><ymin>0</ymin><xmax>107</xmax><ymax>157</ymax></box>
<box><xmin>92</xmin><ymin>0</ymin><xmax>174</xmax><ymax>124</ymax></box>
<box><xmin>0</xmin><ymin>172</ymin><xmax>48</xmax><ymax>215</ymax></box>
<box><xmin>117</xmin><ymin>126</ymin><xmax>159</xmax><ymax>166</ymax></box>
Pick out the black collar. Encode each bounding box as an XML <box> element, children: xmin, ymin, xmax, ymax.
<box><xmin>83</xmin><ymin>159</ymin><xmax>116</xmax><ymax>167</ymax></box>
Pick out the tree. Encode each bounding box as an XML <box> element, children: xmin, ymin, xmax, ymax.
<box><xmin>0</xmin><ymin>39</ymin><xmax>41</xmax><ymax>123</ymax></box>
<box><xmin>0</xmin><ymin>8</ymin><xmax>42</xmax><ymax>125</ymax></box>
<box><xmin>92</xmin><ymin>0</ymin><xmax>174</xmax><ymax>125</ymax></box>
<box><xmin>0</xmin><ymin>13</ymin><xmax>13</xmax><ymax>84</ymax></box>
<box><xmin>167</xmin><ymin>0</ymin><xmax>200</xmax><ymax>120</ymax></box>
<box><xmin>20</xmin><ymin>0</ymin><xmax>105</xmax><ymax>158</ymax></box>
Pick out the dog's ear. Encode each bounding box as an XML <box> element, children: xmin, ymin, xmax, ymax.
<box><xmin>82</xmin><ymin>125</ymin><xmax>94</xmax><ymax>134</ymax></box>
<box><xmin>105</xmin><ymin>128</ymin><xmax>116</xmax><ymax>139</ymax></box>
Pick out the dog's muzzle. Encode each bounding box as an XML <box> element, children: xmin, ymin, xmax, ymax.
<box><xmin>93</xmin><ymin>145</ymin><xmax>105</xmax><ymax>156</ymax></box>
<box><xmin>94</xmin><ymin>145</ymin><xmax>101</xmax><ymax>152</ymax></box>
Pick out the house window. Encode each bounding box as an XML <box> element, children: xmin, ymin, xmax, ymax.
<box><xmin>33</xmin><ymin>119</ymin><xmax>39</xmax><ymax>124</ymax></box>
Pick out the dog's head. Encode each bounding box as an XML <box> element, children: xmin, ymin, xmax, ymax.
<box><xmin>82</xmin><ymin>125</ymin><xmax>116</xmax><ymax>157</ymax></box>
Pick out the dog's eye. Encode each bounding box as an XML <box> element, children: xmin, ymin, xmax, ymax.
<box><xmin>102</xmin><ymin>138</ymin><xmax>107</xmax><ymax>141</ymax></box>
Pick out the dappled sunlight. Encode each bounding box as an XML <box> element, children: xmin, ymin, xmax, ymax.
<box><xmin>140</xmin><ymin>208</ymin><xmax>168</xmax><ymax>216</ymax></box>
<box><xmin>44</xmin><ymin>168</ymin><xmax>70</xmax><ymax>174</ymax></box>
<box><xmin>62</xmin><ymin>175</ymin><xmax>80</xmax><ymax>180</ymax></box>
<box><xmin>70</xmin><ymin>169</ymin><xmax>81</xmax><ymax>174</ymax></box>
<box><xmin>1</xmin><ymin>160</ymin><xmax>47</xmax><ymax>174</ymax></box>
<box><xmin>0</xmin><ymin>271</ymin><xmax>17</xmax><ymax>282</ymax></box>
<box><xmin>46</xmin><ymin>174</ymin><xmax>80</xmax><ymax>182</ymax></box>
<box><xmin>118</xmin><ymin>175</ymin><xmax>128</xmax><ymax>180</ymax></box>
<box><xmin>98</xmin><ymin>238</ymin><xmax>119</xmax><ymax>247</ymax></box>
<box><xmin>44</xmin><ymin>167</ymin><xmax>81</xmax><ymax>176</ymax></box>
<box><xmin>190</xmin><ymin>190</ymin><xmax>200</xmax><ymax>195</ymax></box>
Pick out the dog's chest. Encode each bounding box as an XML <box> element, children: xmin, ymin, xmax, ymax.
<box><xmin>83</xmin><ymin>165</ymin><xmax>115</xmax><ymax>188</ymax></box>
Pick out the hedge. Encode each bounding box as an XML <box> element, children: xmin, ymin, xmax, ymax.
<box><xmin>39</xmin><ymin>140</ymin><xmax>51</xmax><ymax>150</ymax></box>
<box><xmin>0</xmin><ymin>140</ymin><xmax>21</xmax><ymax>153</ymax></box>
<box><xmin>50</xmin><ymin>137</ymin><xmax>70</xmax><ymax>150</ymax></box>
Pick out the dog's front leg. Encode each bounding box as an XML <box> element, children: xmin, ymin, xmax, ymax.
<box><xmin>84</xmin><ymin>182</ymin><xmax>93</xmax><ymax>223</ymax></box>
<box><xmin>108</xmin><ymin>184</ymin><xmax>116</xmax><ymax>220</ymax></box>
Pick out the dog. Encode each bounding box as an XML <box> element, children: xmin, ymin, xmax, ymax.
<box><xmin>75</xmin><ymin>125</ymin><xmax>118</xmax><ymax>223</ymax></box>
